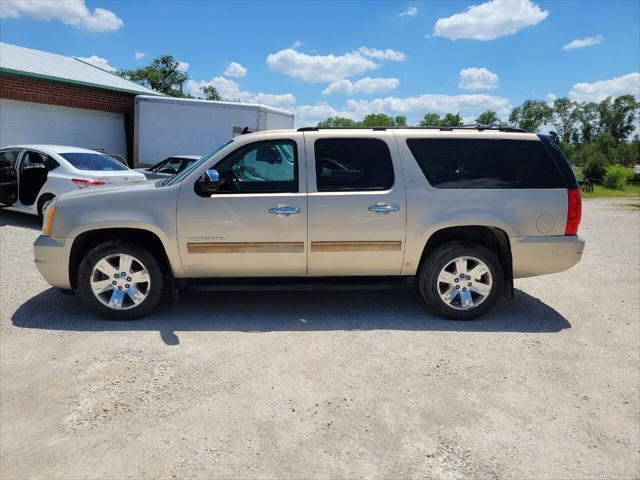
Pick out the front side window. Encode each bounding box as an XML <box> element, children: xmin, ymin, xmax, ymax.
<box><xmin>314</xmin><ymin>138</ymin><xmax>394</xmax><ymax>192</ymax></box>
<box><xmin>213</xmin><ymin>140</ymin><xmax>298</xmax><ymax>193</ymax></box>
<box><xmin>0</xmin><ymin>151</ymin><xmax>19</xmax><ymax>169</ymax></box>
<box><xmin>406</xmin><ymin>139</ymin><xmax>565</xmax><ymax>189</ymax></box>
<box><xmin>60</xmin><ymin>152</ymin><xmax>128</xmax><ymax>171</ymax></box>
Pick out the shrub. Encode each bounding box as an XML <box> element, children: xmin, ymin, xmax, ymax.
<box><xmin>602</xmin><ymin>165</ymin><xmax>635</xmax><ymax>190</ymax></box>
<box><xmin>582</xmin><ymin>151</ymin><xmax>608</xmax><ymax>181</ymax></box>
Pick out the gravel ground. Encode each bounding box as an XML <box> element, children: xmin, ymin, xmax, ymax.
<box><xmin>1</xmin><ymin>197</ymin><xmax>639</xmax><ymax>480</ymax></box>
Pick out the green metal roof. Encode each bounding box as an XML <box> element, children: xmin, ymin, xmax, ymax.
<box><xmin>0</xmin><ymin>43</ymin><xmax>161</xmax><ymax>96</ymax></box>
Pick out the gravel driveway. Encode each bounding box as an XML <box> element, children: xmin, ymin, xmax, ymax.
<box><xmin>1</xmin><ymin>197</ymin><xmax>638</xmax><ymax>479</ymax></box>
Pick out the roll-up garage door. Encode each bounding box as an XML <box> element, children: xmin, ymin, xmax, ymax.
<box><xmin>0</xmin><ymin>99</ymin><xmax>127</xmax><ymax>157</ymax></box>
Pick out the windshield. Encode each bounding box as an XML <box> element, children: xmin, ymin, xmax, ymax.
<box><xmin>61</xmin><ymin>152</ymin><xmax>128</xmax><ymax>171</ymax></box>
<box><xmin>165</xmin><ymin>140</ymin><xmax>234</xmax><ymax>185</ymax></box>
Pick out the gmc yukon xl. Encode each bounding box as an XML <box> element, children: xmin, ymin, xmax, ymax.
<box><xmin>34</xmin><ymin>127</ymin><xmax>584</xmax><ymax>320</ymax></box>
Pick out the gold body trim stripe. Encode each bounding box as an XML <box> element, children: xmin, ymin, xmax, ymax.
<box><xmin>310</xmin><ymin>241</ymin><xmax>402</xmax><ymax>252</ymax></box>
<box><xmin>187</xmin><ymin>242</ymin><xmax>304</xmax><ymax>254</ymax></box>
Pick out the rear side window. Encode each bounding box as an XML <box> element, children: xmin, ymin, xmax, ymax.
<box><xmin>315</xmin><ymin>138</ymin><xmax>394</xmax><ymax>191</ymax></box>
<box><xmin>0</xmin><ymin>151</ymin><xmax>19</xmax><ymax>169</ymax></box>
<box><xmin>406</xmin><ymin>139</ymin><xmax>565</xmax><ymax>189</ymax></box>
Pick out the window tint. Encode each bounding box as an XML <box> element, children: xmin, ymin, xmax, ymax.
<box><xmin>0</xmin><ymin>151</ymin><xmax>19</xmax><ymax>169</ymax></box>
<box><xmin>154</xmin><ymin>158</ymin><xmax>183</xmax><ymax>174</ymax></box>
<box><xmin>60</xmin><ymin>152</ymin><xmax>128</xmax><ymax>171</ymax></box>
<box><xmin>214</xmin><ymin>140</ymin><xmax>297</xmax><ymax>193</ymax></box>
<box><xmin>45</xmin><ymin>157</ymin><xmax>60</xmax><ymax>171</ymax></box>
<box><xmin>406</xmin><ymin>139</ymin><xmax>565</xmax><ymax>189</ymax></box>
<box><xmin>315</xmin><ymin>138</ymin><xmax>394</xmax><ymax>191</ymax></box>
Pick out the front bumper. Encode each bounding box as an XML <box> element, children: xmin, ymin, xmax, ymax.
<box><xmin>34</xmin><ymin>235</ymin><xmax>72</xmax><ymax>289</ymax></box>
<box><xmin>511</xmin><ymin>235</ymin><xmax>585</xmax><ymax>279</ymax></box>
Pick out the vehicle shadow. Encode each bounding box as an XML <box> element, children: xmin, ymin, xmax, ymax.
<box><xmin>0</xmin><ymin>209</ymin><xmax>41</xmax><ymax>230</ymax></box>
<box><xmin>12</xmin><ymin>287</ymin><xmax>570</xmax><ymax>346</ymax></box>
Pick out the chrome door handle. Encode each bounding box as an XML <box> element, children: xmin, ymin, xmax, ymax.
<box><xmin>368</xmin><ymin>204</ymin><xmax>400</xmax><ymax>213</ymax></box>
<box><xmin>269</xmin><ymin>206</ymin><xmax>300</xmax><ymax>216</ymax></box>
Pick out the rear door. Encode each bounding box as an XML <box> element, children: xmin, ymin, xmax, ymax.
<box><xmin>0</xmin><ymin>150</ymin><xmax>20</xmax><ymax>206</ymax></box>
<box><xmin>304</xmin><ymin>132</ymin><xmax>406</xmax><ymax>276</ymax></box>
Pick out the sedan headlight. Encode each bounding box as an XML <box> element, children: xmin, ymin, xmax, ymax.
<box><xmin>42</xmin><ymin>201</ymin><xmax>56</xmax><ymax>237</ymax></box>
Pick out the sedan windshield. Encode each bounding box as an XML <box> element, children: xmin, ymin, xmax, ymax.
<box><xmin>61</xmin><ymin>153</ymin><xmax>128</xmax><ymax>171</ymax></box>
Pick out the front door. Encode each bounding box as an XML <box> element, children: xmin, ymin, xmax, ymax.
<box><xmin>0</xmin><ymin>150</ymin><xmax>20</xmax><ymax>206</ymax></box>
<box><xmin>304</xmin><ymin>132</ymin><xmax>406</xmax><ymax>276</ymax></box>
<box><xmin>177</xmin><ymin>135</ymin><xmax>307</xmax><ymax>277</ymax></box>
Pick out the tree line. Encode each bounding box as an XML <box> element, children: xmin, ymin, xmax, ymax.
<box><xmin>318</xmin><ymin>95</ymin><xmax>640</xmax><ymax>182</ymax></box>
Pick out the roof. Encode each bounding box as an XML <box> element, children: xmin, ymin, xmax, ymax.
<box><xmin>0</xmin><ymin>43</ymin><xmax>160</xmax><ymax>96</ymax></box>
<box><xmin>1</xmin><ymin>144</ymin><xmax>118</xmax><ymax>154</ymax></box>
<box><xmin>135</xmin><ymin>95</ymin><xmax>294</xmax><ymax>117</ymax></box>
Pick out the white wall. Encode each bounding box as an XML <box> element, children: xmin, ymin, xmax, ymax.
<box><xmin>0</xmin><ymin>99</ymin><xmax>127</xmax><ymax>156</ymax></box>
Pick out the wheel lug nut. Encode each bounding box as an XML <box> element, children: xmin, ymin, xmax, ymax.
<box><xmin>114</xmin><ymin>274</ymin><xmax>119</xmax><ymax>278</ymax></box>
<box><xmin>454</xmin><ymin>278</ymin><xmax>459</xmax><ymax>283</ymax></box>
<box><xmin>462</xmin><ymin>287</ymin><xmax>467</xmax><ymax>291</ymax></box>
<box><xmin>468</xmin><ymin>283</ymin><xmax>472</xmax><ymax>287</ymax></box>
<box><xmin>121</xmin><ymin>272</ymin><xmax>126</xmax><ymax>276</ymax></box>
<box><xmin>112</xmin><ymin>281</ymin><xmax>117</xmax><ymax>285</ymax></box>
<box><xmin>125</xmin><ymin>284</ymin><xmax>130</xmax><ymax>288</ymax></box>
<box><xmin>460</xmin><ymin>274</ymin><xmax>464</xmax><ymax>278</ymax></box>
<box><xmin>127</xmin><ymin>277</ymin><xmax>132</xmax><ymax>282</ymax></box>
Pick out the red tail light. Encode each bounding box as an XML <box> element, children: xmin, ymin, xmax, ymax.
<box><xmin>71</xmin><ymin>178</ymin><xmax>106</xmax><ymax>188</ymax></box>
<box><xmin>565</xmin><ymin>188</ymin><xmax>582</xmax><ymax>235</ymax></box>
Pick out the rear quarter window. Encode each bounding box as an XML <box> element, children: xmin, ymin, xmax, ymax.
<box><xmin>406</xmin><ymin>138</ymin><xmax>565</xmax><ymax>189</ymax></box>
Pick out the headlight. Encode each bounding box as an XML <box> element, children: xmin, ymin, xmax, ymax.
<box><xmin>42</xmin><ymin>201</ymin><xmax>56</xmax><ymax>237</ymax></box>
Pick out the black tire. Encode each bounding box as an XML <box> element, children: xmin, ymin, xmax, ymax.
<box><xmin>37</xmin><ymin>194</ymin><xmax>55</xmax><ymax>218</ymax></box>
<box><xmin>418</xmin><ymin>241</ymin><xmax>503</xmax><ymax>320</ymax></box>
<box><xmin>77</xmin><ymin>241</ymin><xmax>164</xmax><ymax>320</ymax></box>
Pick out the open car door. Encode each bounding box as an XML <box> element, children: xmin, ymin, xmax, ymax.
<box><xmin>0</xmin><ymin>150</ymin><xmax>20</xmax><ymax>206</ymax></box>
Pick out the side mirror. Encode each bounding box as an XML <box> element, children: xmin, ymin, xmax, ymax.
<box><xmin>196</xmin><ymin>168</ymin><xmax>220</xmax><ymax>196</ymax></box>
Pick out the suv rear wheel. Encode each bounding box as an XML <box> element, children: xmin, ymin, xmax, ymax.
<box><xmin>418</xmin><ymin>242</ymin><xmax>503</xmax><ymax>320</ymax></box>
<box><xmin>77</xmin><ymin>242</ymin><xmax>164</xmax><ymax>320</ymax></box>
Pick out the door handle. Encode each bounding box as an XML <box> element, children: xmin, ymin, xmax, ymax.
<box><xmin>368</xmin><ymin>204</ymin><xmax>400</xmax><ymax>213</ymax></box>
<box><xmin>269</xmin><ymin>206</ymin><xmax>300</xmax><ymax>216</ymax></box>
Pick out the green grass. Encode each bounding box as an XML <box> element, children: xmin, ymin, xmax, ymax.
<box><xmin>582</xmin><ymin>183</ymin><xmax>640</xmax><ymax>198</ymax></box>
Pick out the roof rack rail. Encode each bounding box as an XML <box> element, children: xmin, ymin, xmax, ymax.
<box><xmin>296</xmin><ymin>125</ymin><xmax>525</xmax><ymax>133</ymax></box>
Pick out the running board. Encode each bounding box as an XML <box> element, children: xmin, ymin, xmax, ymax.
<box><xmin>187</xmin><ymin>276</ymin><xmax>415</xmax><ymax>292</ymax></box>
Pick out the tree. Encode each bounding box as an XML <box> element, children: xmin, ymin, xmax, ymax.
<box><xmin>360</xmin><ymin>113</ymin><xmax>402</xmax><ymax>127</ymax></box>
<box><xmin>475</xmin><ymin>110</ymin><xmax>499</xmax><ymax>125</ymax></box>
<box><xmin>317</xmin><ymin>116</ymin><xmax>358</xmax><ymax>127</ymax></box>
<box><xmin>575</xmin><ymin>102</ymin><xmax>601</xmax><ymax>143</ymax></box>
<box><xmin>200</xmin><ymin>85</ymin><xmax>222</xmax><ymax>101</ymax></box>
<box><xmin>551</xmin><ymin>98</ymin><xmax>578</xmax><ymax>143</ymax></box>
<box><xmin>442</xmin><ymin>113</ymin><xmax>463</xmax><ymax>127</ymax></box>
<box><xmin>419</xmin><ymin>113</ymin><xmax>442</xmax><ymax>127</ymax></box>
<box><xmin>598</xmin><ymin>95</ymin><xmax>639</xmax><ymax>143</ymax></box>
<box><xmin>508</xmin><ymin>100</ymin><xmax>553</xmax><ymax>132</ymax></box>
<box><xmin>394</xmin><ymin>116</ymin><xmax>407</xmax><ymax>126</ymax></box>
<box><xmin>119</xmin><ymin>55</ymin><xmax>189</xmax><ymax>97</ymax></box>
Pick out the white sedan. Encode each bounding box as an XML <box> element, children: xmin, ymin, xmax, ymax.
<box><xmin>0</xmin><ymin>145</ymin><xmax>147</xmax><ymax>217</ymax></box>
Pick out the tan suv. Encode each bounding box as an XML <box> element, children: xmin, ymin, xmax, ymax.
<box><xmin>34</xmin><ymin>127</ymin><xmax>584</xmax><ymax>320</ymax></box>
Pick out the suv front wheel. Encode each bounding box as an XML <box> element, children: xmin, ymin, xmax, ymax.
<box><xmin>77</xmin><ymin>242</ymin><xmax>164</xmax><ymax>320</ymax></box>
<box><xmin>418</xmin><ymin>242</ymin><xmax>503</xmax><ymax>320</ymax></box>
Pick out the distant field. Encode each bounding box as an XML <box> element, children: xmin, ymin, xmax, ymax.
<box><xmin>582</xmin><ymin>183</ymin><xmax>640</xmax><ymax>198</ymax></box>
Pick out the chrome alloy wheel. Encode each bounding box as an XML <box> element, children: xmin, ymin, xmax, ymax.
<box><xmin>90</xmin><ymin>254</ymin><xmax>151</xmax><ymax>310</ymax></box>
<box><xmin>437</xmin><ymin>256</ymin><xmax>493</xmax><ymax>311</ymax></box>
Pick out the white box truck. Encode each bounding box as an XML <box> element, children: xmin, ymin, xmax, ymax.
<box><xmin>133</xmin><ymin>95</ymin><xmax>294</xmax><ymax>167</ymax></box>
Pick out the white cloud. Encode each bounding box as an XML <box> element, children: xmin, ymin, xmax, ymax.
<box><xmin>322</xmin><ymin>77</ymin><xmax>400</xmax><ymax>95</ymax></box>
<box><xmin>569</xmin><ymin>72</ymin><xmax>640</xmax><ymax>102</ymax></box>
<box><xmin>266</xmin><ymin>48</ymin><xmax>378</xmax><ymax>83</ymax></box>
<box><xmin>546</xmin><ymin>93</ymin><xmax>557</xmax><ymax>105</ymax></box>
<box><xmin>294</xmin><ymin>104</ymin><xmax>355</xmax><ymax>127</ymax></box>
<box><xmin>177</xmin><ymin>61</ymin><xmax>189</xmax><ymax>72</ymax></box>
<box><xmin>76</xmin><ymin>55</ymin><xmax>116</xmax><ymax>72</ymax></box>
<box><xmin>398</xmin><ymin>6</ymin><xmax>417</xmax><ymax>17</ymax></box>
<box><xmin>563</xmin><ymin>35</ymin><xmax>603</xmax><ymax>51</ymax></box>
<box><xmin>185</xmin><ymin>77</ymin><xmax>295</xmax><ymax>109</ymax></box>
<box><xmin>433</xmin><ymin>0</ymin><xmax>548</xmax><ymax>41</ymax></box>
<box><xmin>224</xmin><ymin>62</ymin><xmax>247</xmax><ymax>78</ymax></box>
<box><xmin>290</xmin><ymin>40</ymin><xmax>303</xmax><ymax>49</ymax></box>
<box><xmin>0</xmin><ymin>0</ymin><xmax>123</xmax><ymax>32</ymax></box>
<box><xmin>458</xmin><ymin>67</ymin><xmax>499</xmax><ymax>90</ymax></box>
<box><xmin>358</xmin><ymin>47</ymin><xmax>406</xmax><ymax>62</ymax></box>
<box><xmin>134</xmin><ymin>51</ymin><xmax>146</xmax><ymax>60</ymax></box>
<box><xmin>344</xmin><ymin>93</ymin><xmax>511</xmax><ymax>119</ymax></box>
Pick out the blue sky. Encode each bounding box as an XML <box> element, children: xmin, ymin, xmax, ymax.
<box><xmin>1</xmin><ymin>0</ymin><xmax>639</xmax><ymax>126</ymax></box>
